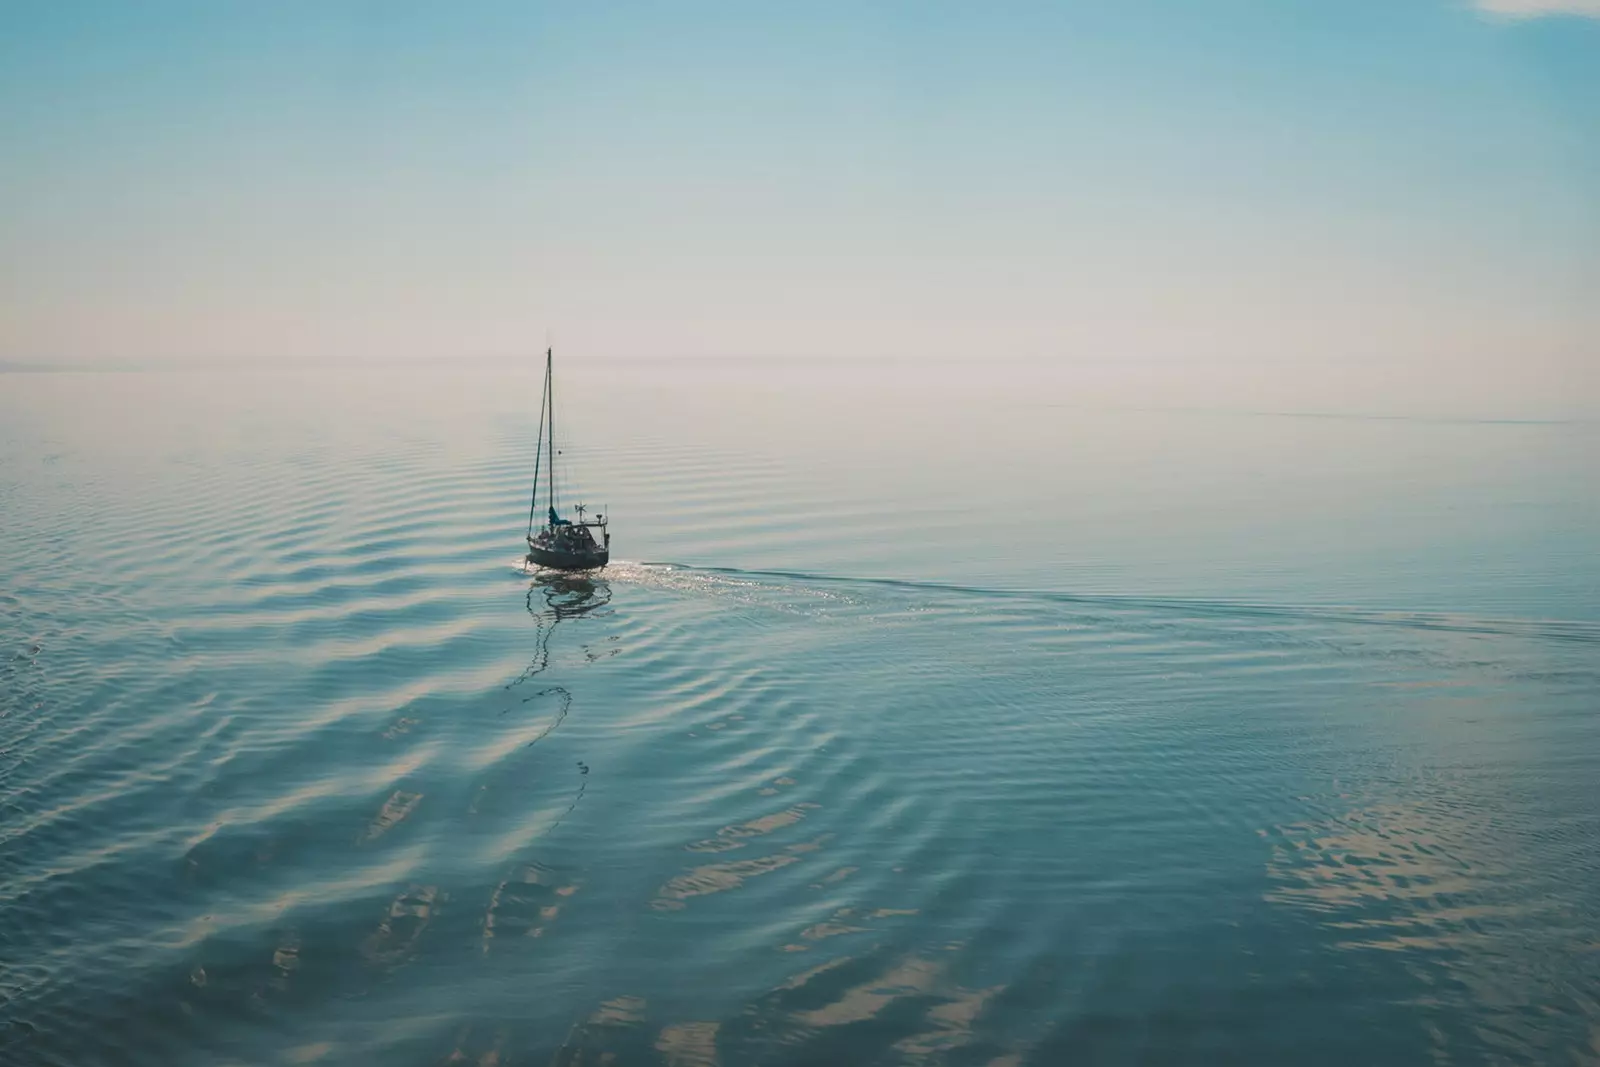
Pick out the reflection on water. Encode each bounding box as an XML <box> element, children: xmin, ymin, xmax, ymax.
<box><xmin>481</xmin><ymin>863</ymin><xmax>581</xmax><ymax>954</ymax></box>
<box><xmin>512</xmin><ymin>571</ymin><xmax>615</xmax><ymax>686</ymax></box>
<box><xmin>1261</xmin><ymin>790</ymin><xmax>1593</xmax><ymax>1064</ymax></box>
<box><xmin>547</xmin><ymin>948</ymin><xmax>1019</xmax><ymax>1066</ymax></box>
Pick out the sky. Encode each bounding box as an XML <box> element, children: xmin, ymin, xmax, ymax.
<box><xmin>1</xmin><ymin>1</ymin><xmax>1596</xmax><ymax>412</ymax></box>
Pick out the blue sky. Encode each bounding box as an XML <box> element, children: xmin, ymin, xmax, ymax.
<box><xmin>1</xmin><ymin>1</ymin><xmax>1595</xmax><ymax>410</ymax></box>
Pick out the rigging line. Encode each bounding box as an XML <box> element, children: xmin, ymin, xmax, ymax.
<box><xmin>527</xmin><ymin>350</ymin><xmax>550</xmax><ymax>536</ymax></box>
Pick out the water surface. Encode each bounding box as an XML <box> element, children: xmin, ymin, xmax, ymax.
<box><xmin>3</xmin><ymin>362</ymin><xmax>1598</xmax><ymax>1065</ymax></box>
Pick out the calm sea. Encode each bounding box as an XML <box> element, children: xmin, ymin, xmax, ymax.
<box><xmin>3</xmin><ymin>361</ymin><xmax>1598</xmax><ymax>1066</ymax></box>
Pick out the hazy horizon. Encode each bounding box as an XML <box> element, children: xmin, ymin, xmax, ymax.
<box><xmin>3</xmin><ymin>1</ymin><xmax>1597</xmax><ymax>416</ymax></box>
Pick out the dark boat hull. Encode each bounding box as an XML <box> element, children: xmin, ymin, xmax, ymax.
<box><xmin>526</xmin><ymin>543</ymin><xmax>609</xmax><ymax>571</ymax></box>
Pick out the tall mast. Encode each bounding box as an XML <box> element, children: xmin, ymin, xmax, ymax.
<box><xmin>526</xmin><ymin>348</ymin><xmax>549</xmax><ymax>536</ymax></box>
<box><xmin>546</xmin><ymin>347</ymin><xmax>557</xmax><ymax>518</ymax></box>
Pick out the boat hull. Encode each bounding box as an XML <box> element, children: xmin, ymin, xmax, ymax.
<box><xmin>526</xmin><ymin>543</ymin><xmax>609</xmax><ymax>571</ymax></box>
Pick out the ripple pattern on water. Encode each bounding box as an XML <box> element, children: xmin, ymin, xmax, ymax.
<box><xmin>3</xmin><ymin>368</ymin><xmax>1598</xmax><ymax>1066</ymax></box>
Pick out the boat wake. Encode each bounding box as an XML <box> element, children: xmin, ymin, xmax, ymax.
<box><xmin>610</xmin><ymin>560</ymin><xmax>1600</xmax><ymax>648</ymax></box>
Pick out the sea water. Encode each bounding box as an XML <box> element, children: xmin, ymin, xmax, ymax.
<box><xmin>2</xmin><ymin>361</ymin><xmax>1597</xmax><ymax>1065</ymax></box>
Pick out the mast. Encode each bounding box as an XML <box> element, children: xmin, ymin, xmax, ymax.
<box><xmin>545</xmin><ymin>347</ymin><xmax>556</xmax><ymax>518</ymax></box>
<box><xmin>526</xmin><ymin>348</ymin><xmax>550</xmax><ymax>536</ymax></box>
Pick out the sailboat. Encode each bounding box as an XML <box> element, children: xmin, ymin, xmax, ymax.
<box><xmin>525</xmin><ymin>347</ymin><xmax>610</xmax><ymax>571</ymax></box>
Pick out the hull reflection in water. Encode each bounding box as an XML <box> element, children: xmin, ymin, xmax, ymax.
<box><xmin>514</xmin><ymin>571</ymin><xmax>615</xmax><ymax>684</ymax></box>
<box><xmin>494</xmin><ymin>573</ymin><xmax>613</xmax><ymax>856</ymax></box>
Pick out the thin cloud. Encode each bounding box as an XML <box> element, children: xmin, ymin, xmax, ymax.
<box><xmin>1475</xmin><ymin>0</ymin><xmax>1600</xmax><ymax>17</ymax></box>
